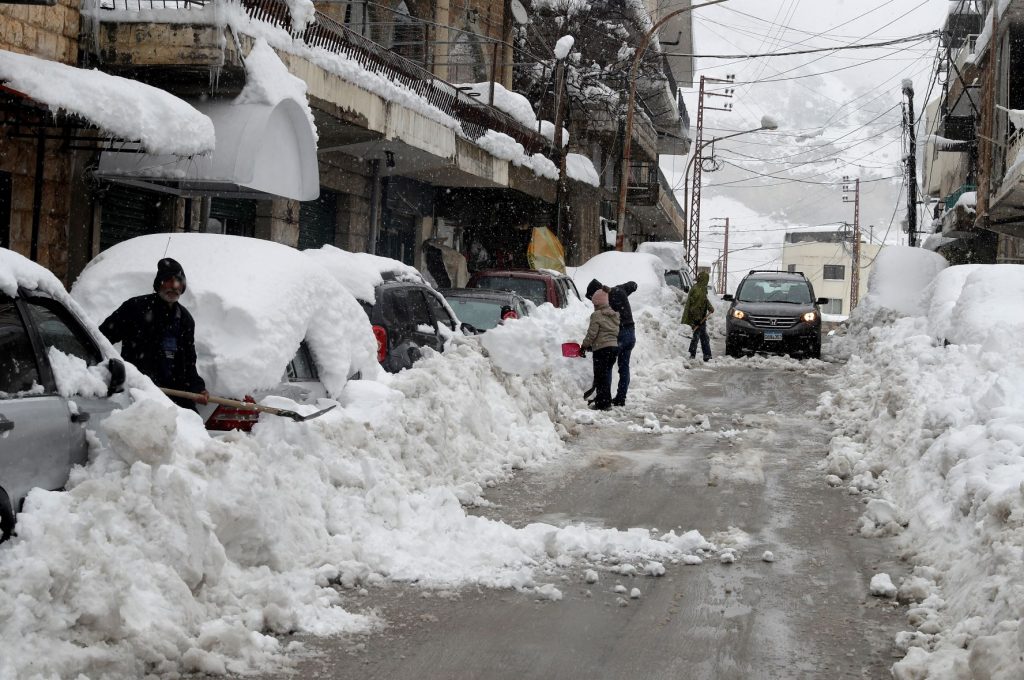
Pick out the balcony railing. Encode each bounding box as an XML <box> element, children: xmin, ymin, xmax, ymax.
<box><xmin>626</xmin><ymin>162</ymin><xmax>659</xmax><ymax>205</ymax></box>
<box><xmin>98</xmin><ymin>0</ymin><xmax>548</xmax><ymax>156</ymax></box>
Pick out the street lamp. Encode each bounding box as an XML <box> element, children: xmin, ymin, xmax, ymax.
<box><xmin>614</xmin><ymin>0</ymin><xmax>729</xmax><ymax>244</ymax></box>
<box><xmin>682</xmin><ymin>116</ymin><xmax>779</xmax><ymax>252</ymax></box>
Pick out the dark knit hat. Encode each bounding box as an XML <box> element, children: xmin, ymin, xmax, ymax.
<box><xmin>585</xmin><ymin>278</ymin><xmax>603</xmax><ymax>300</ymax></box>
<box><xmin>153</xmin><ymin>257</ymin><xmax>186</xmax><ymax>293</ymax></box>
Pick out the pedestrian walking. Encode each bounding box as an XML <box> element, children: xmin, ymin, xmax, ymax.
<box><xmin>99</xmin><ymin>257</ymin><xmax>209</xmax><ymax>410</ymax></box>
<box><xmin>579</xmin><ymin>288</ymin><xmax>620</xmax><ymax>411</ymax></box>
<box><xmin>585</xmin><ymin>278</ymin><xmax>637</xmax><ymax>406</ymax></box>
<box><xmin>682</xmin><ymin>271</ymin><xmax>714</xmax><ymax>362</ymax></box>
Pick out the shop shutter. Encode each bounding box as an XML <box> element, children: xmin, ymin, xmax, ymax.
<box><xmin>0</xmin><ymin>172</ymin><xmax>10</xmax><ymax>249</ymax></box>
<box><xmin>209</xmin><ymin>198</ymin><xmax>256</xmax><ymax>237</ymax></box>
<box><xmin>99</xmin><ymin>184</ymin><xmax>164</xmax><ymax>252</ymax></box>
<box><xmin>299</xmin><ymin>189</ymin><xmax>338</xmax><ymax>250</ymax></box>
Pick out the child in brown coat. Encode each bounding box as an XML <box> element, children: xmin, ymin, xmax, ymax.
<box><xmin>580</xmin><ymin>289</ymin><xmax>621</xmax><ymax>410</ymax></box>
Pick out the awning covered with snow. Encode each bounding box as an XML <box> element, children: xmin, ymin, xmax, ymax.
<box><xmin>95</xmin><ymin>98</ymin><xmax>319</xmax><ymax>201</ymax></box>
<box><xmin>0</xmin><ymin>49</ymin><xmax>215</xmax><ymax>156</ymax></box>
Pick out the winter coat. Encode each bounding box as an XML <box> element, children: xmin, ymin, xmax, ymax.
<box><xmin>682</xmin><ymin>271</ymin><xmax>714</xmax><ymax>327</ymax></box>
<box><xmin>99</xmin><ymin>293</ymin><xmax>206</xmax><ymax>393</ymax></box>
<box><xmin>581</xmin><ymin>306</ymin><xmax>621</xmax><ymax>351</ymax></box>
<box><xmin>585</xmin><ymin>279</ymin><xmax>637</xmax><ymax>329</ymax></box>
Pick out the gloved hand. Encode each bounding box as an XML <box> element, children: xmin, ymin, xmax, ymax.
<box><xmin>578</xmin><ymin>348</ymin><xmax>587</xmax><ymax>358</ymax></box>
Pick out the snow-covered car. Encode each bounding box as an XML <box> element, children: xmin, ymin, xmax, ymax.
<box><xmin>466</xmin><ymin>269</ymin><xmax>581</xmax><ymax>308</ymax></box>
<box><xmin>0</xmin><ymin>248</ymin><xmax>126</xmax><ymax>540</ymax></box>
<box><xmin>304</xmin><ymin>246</ymin><xmax>461</xmax><ymax>373</ymax></box>
<box><xmin>72</xmin><ymin>234</ymin><xmax>380</xmax><ymax>432</ymax></box>
<box><xmin>636</xmin><ymin>241</ymin><xmax>692</xmax><ymax>292</ymax></box>
<box><xmin>570</xmin><ymin>251</ymin><xmax>675</xmax><ymax>310</ymax></box>
<box><xmin>439</xmin><ymin>288</ymin><xmax>530</xmax><ymax>334</ymax></box>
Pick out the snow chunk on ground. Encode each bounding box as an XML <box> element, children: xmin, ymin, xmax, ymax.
<box><xmin>870</xmin><ymin>573</ymin><xmax>898</xmax><ymax>598</ymax></box>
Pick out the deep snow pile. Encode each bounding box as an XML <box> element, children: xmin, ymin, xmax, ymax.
<box><xmin>819</xmin><ymin>247</ymin><xmax>1024</xmax><ymax>678</ymax></box>
<box><xmin>1</xmin><ymin>245</ymin><xmax>736</xmax><ymax>679</ymax></box>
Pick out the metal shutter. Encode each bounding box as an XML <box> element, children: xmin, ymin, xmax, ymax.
<box><xmin>99</xmin><ymin>185</ymin><xmax>164</xmax><ymax>252</ymax></box>
<box><xmin>299</xmin><ymin>189</ymin><xmax>337</xmax><ymax>250</ymax></box>
<box><xmin>209</xmin><ymin>198</ymin><xmax>256</xmax><ymax>237</ymax></box>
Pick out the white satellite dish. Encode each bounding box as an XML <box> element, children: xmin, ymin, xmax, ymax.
<box><xmin>511</xmin><ymin>0</ymin><xmax>529</xmax><ymax>24</ymax></box>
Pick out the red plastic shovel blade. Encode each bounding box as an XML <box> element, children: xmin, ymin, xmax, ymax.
<box><xmin>562</xmin><ymin>342</ymin><xmax>582</xmax><ymax>358</ymax></box>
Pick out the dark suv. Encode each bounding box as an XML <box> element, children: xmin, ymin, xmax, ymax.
<box><xmin>362</xmin><ymin>280</ymin><xmax>460</xmax><ymax>373</ymax></box>
<box><xmin>466</xmin><ymin>269</ymin><xmax>581</xmax><ymax>308</ymax></box>
<box><xmin>722</xmin><ymin>271</ymin><xmax>829</xmax><ymax>359</ymax></box>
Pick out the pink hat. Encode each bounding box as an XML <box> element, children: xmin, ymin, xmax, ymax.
<box><xmin>592</xmin><ymin>289</ymin><xmax>609</xmax><ymax>307</ymax></box>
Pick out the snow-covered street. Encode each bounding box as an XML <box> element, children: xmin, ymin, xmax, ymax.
<box><xmin>250</xmin><ymin>358</ymin><xmax>910</xmax><ymax>679</ymax></box>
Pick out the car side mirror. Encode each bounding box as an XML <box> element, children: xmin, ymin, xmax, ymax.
<box><xmin>106</xmin><ymin>358</ymin><xmax>126</xmax><ymax>396</ymax></box>
<box><xmin>408</xmin><ymin>346</ymin><xmax>422</xmax><ymax>363</ymax></box>
<box><xmin>722</xmin><ymin>294</ymin><xmax>734</xmax><ymax>301</ymax></box>
<box><xmin>460</xmin><ymin>322</ymin><xmax>479</xmax><ymax>335</ymax></box>
<box><xmin>816</xmin><ymin>298</ymin><xmax>829</xmax><ymax>305</ymax></box>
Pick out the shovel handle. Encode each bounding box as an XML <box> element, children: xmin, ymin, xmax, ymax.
<box><xmin>160</xmin><ymin>387</ymin><xmax>295</xmax><ymax>418</ymax></box>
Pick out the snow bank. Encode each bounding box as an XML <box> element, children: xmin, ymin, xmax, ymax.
<box><xmin>71</xmin><ymin>234</ymin><xmax>380</xmax><ymax>397</ymax></box>
<box><xmin>821</xmin><ymin>256</ymin><xmax>1024</xmax><ymax>678</ymax></box>
<box><xmin>859</xmin><ymin>246</ymin><xmax>947</xmax><ymax>317</ymax></box>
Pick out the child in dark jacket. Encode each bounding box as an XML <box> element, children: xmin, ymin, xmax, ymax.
<box><xmin>580</xmin><ymin>289</ymin><xmax>620</xmax><ymax>410</ymax></box>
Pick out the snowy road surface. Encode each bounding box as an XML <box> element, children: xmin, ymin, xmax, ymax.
<box><xmin>254</xmin><ymin>361</ymin><xmax>906</xmax><ymax>679</ymax></box>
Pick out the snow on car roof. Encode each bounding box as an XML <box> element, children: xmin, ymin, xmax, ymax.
<box><xmin>636</xmin><ymin>242</ymin><xmax>686</xmax><ymax>271</ymax></box>
<box><xmin>303</xmin><ymin>245</ymin><xmax>424</xmax><ymax>304</ymax></box>
<box><xmin>71</xmin><ymin>234</ymin><xmax>380</xmax><ymax>398</ymax></box>
<box><xmin>569</xmin><ymin>251</ymin><xmax>671</xmax><ymax>311</ymax></box>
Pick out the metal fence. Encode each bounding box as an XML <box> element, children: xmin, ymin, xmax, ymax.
<box><xmin>99</xmin><ymin>0</ymin><xmax>547</xmax><ymax>155</ymax></box>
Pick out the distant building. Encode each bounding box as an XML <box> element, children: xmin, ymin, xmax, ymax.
<box><xmin>780</xmin><ymin>231</ymin><xmax>882</xmax><ymax>317</ymax></box>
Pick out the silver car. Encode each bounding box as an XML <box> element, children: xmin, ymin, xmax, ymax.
<box><xmin>0</xmin><ymin>288</ymin><xmax>124</xmax><ymax>541</ymax></box>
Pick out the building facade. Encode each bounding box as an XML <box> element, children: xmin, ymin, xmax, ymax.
<box><xmin>781</xmin><ymin>231</ymin><xmax>881</xmax><ymax>317</ymax></box>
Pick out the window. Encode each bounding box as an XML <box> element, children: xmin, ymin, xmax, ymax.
<box><xmin>404</xmin><ymin>290</ymin><xmax>434</xmax><ymax>329</ymax></box>
<box><xmin>0</xmin><ymin>296</ymin><xmax>40</xmax><ymax>396</ymax></box>
<box><xmin>424</xmin><ymin>291</ymin><xmax>454</xmax><ymax>330</ymax></box>
<box><xmin>286</xmin><ymin>341</ymin><xmax>320</xmax><ymax>382</ymax></box>
<box><xmin>823</xmin><ymin>264</ymin><xmax>845</xmax><ymax>280</ymax></box>
<box><xmin>786</xmin><ymin>264</ymin><xmax>796</xmax><ymax>273</ymax></box>
<box><xmin>22</xmin><ymin>297</ymin><xmax>102</xmax><ymax>367</ymax></box>
<box><xmin>822</xmin><ymin>298</ymin><xmax>844</xmax><ymax>315</ymax></box>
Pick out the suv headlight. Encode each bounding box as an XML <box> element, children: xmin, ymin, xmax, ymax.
<box><xmin>731</xmin><ymin>309</ymin><xmax>746</xmax><ymax>320</ymax></box>
<box><xmin>802</xmin><ymin>311</ymin><xmax>817</xmax><ymax>322</ymax></box>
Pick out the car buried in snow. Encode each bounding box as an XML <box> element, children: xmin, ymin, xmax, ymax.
<box><xmin>1</xmin><ymin>248</ymin><xmax>127</xmax><ymax>541</ymax></box>
<box><xmin>72</xmin><ymin>234</ymin><xmax>380</xmax><ymax>434</ymax></box>
<box><xmin>438</xmin><ymin>288</ymin><xmax>530</xmax><ymax>334</ymax></box>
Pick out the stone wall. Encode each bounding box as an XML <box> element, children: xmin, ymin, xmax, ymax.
<box><xmin>0</xmin><ymin>0</ymin><xmax>79</xmax><ymax>63</ymax></box>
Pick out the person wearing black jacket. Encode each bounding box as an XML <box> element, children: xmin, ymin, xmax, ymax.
<box><xmin>99</xmin><ymin>258</ymin><xmax>209</xmax><ymax>410</ymax></box>
<box><xmin>585</xmin><ymin>278</ymin><xmax>638</xmax><ymax>407</ymax></box>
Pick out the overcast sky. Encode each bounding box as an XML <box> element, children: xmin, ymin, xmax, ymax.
<box><xmin>660</xmin><ymin>0</ymin><xmax>953</xmax><ymax>289</ymax></box>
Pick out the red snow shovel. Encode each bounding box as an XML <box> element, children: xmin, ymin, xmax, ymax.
<box><xmin>561</xmin><ymin>342</ymin><xmax>583</xmax><ymax>358</ymax></box>
<box><xmin>160</xmin><ymin>388</ymin><xmax>337</xmax><ymax>422</ymax></box>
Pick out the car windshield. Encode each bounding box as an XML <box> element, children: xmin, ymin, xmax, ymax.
<box><xmin>737</xmin><ymin>278</ymin><xmax>813</xmax><ymax>304</ymax></box>
<box><xmin>475</xmin><ymin>277</ymin><xmax>548</xmax><ymax>306</ymax></box>
<box><xmin>445</xmin><ymin>297</ymin><xmax>505</xmax><ymax>331</ymax></box>
<box><xmin>664</xmin><ymin>271</ymin><xmax>683</xmax><ymax>288</ymax></box>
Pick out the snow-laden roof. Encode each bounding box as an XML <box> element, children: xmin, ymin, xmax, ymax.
<box><xmin>0</xmin><ymin>49</ymin><xmax>215</xmax><ymax>156</ymax></box>
<box><xmin>303</xmin><ymin>245</ymin><xmax>424</xmax><ymax>304</ymax></box>
<box><xmin>455</xmin><ymin>81</ymin><xmax>537</xmax><ymax>130</ymax></box>
<box><xmin>236</xmin><ymin>38</ymin><xmax>317</xmax><ymax>142</ymax></box>
<box><xmin>569</xmin><ymin>251</ymin><xmax>672</xmax><ymax>311</ymax></box>
<box><xmin>71</xmin><ymin>234</ymin><xmax>380</xmax><ymax>397</ymax></box>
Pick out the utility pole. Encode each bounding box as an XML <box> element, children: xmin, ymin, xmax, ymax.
<box><xmin>710</xmin><ymin>217</ymin><xmax>729</xmax><ymax>293</ymax></box>
<box><xmin>842</xmin><ymin>176</ymin><xmax>861</xmax><ymax>311</ymax></box>
<box><xmin>686</xmin><ymin>75</ymin><xmax>734</xmax><ymax>274</ymax></box>
<box><xmin>551</xmin><ymin>56</ymin><xmax>568</xmax><ymax>247</ymax></box>
<box><xmin>903</xmin><ymin>81</ymin><xmax>918</xmax><ymax>247</ymax></box>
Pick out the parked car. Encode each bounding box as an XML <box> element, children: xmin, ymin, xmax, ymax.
<box><xmin>466</xmin><ymin>269</ymin><xmax>581</xmax><ymax>308</ymax></box>
<box><xmin>663</xmin><ymin>268</ymin><xmax>693</xmax><ymax>292</ymax></box>
<box><xmin>73</xmin><ymin>234</ymin><xmax>380</xmax><ymax>434</ymax></box>
<box><xmin>636</xmin><ymin>242</ymin><xmax>692</xmax><ymax>292</ymax></box>
<box><xmin>722</xmin><ymin>270</ymin><xmax>829</xmax><ymax>359</ymax></box>
<box><xmin>439</xmin><ymin>288</ymin><xmax>530</xmax><ymax>334</ymax></box>
<box><xmin>1</xmin><ymin>249</ymin><xmax>126</xmax><ymax>540</ymax></box>
<box><xmin>304</xmin><ymin>247</ymin><xmax>463</xmax><ymax>374</ymax></box>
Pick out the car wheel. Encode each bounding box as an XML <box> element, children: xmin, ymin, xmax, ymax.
<box><xmin>0</xmin><ymin>488</ymin><xmax>14</xmax><ymax>543</ymax></box>
<box><xmin>726</xmin><ymin>336</ymin><xmax>742</xmax><ymax>358</ymax></box>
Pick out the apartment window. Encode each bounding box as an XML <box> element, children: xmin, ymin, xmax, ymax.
<box><xmin>786</xmin><ymin>264</ymin><xmax>796</xmax><ymax>273</ymax></box>
<box><xmin>822</xmin><ymin>298</ymin><xmax>843</xmax><ymax>315</ymax></box>
<box><xmin>823</xmin><ymin>264</ymin><xmax>845</xmax><ymax>280</ymax></box>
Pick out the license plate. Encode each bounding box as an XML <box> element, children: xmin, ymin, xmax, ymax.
<box><xmin>764</xmin><ymin>330</ymin><xmax>783</xmax><ymax>341</ymax></box>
